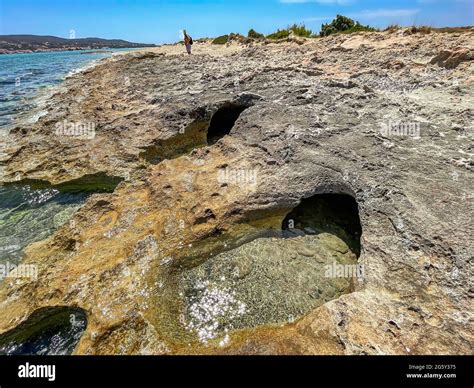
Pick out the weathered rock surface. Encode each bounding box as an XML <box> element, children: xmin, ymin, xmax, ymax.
<box><xmin>0</xmin><ymin>30</ymin><xmax>473</xmax><ymax>355</ymax></box>
<box><xmin>430</xmin><ymin>47</ymin><xmax>473</xmax><ymax>69</ymax></box>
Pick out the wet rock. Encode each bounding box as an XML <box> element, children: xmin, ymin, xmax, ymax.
<box><xmin>0</xmin><ymin>307</ymin><xmax>87</xmax><ymax>355</ymax></box>
<box><xmin>231</xmin><ymin>256</ymin><xmax>253</xmax><ymax>279</ymax></box>
<box><xmin>296</xmin><ymin>246</ymin><xmax>315</xmax><ymax>257</ymax></box>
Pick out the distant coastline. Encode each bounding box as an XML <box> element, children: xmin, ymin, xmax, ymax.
<box><xmin>0</xmin><ymin>34</ymin><xmax>156</xmax><ymax>54</ymax></box>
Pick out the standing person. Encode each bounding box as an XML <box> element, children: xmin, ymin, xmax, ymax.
<box><xmin>183</xmin><ymin>30</ymin><xmax>193</xmax><ymax>55</ymax></box>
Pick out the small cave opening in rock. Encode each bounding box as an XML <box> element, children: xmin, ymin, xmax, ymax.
<box><xmin>282</xmin><ymin>193</ymin><xmax>362</xmax><ymax>257</ymax></box>
<box><xmin>139</xmin><ymin>101</ymin><xmax>254</xmax><ymax>164</ymax></box>
<box><xmin>139</xmin><ymin>120</ymin><xmax>210</xmax><ymax>164</ymax></box>
<box><xmin>0</xmin><ymin>307</ymin><xmax>87</xmax><ymax>355</ymax></box>
<box><xmin>206</xmin><ymin>103</ymin><xmax>249</xmax><ymax>145</ymax></box>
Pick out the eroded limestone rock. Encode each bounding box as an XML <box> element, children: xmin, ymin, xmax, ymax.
<box><xmin>0</xmin><ymin>30</ymin><xmax>472</xmax><ymax>355</ymax></box>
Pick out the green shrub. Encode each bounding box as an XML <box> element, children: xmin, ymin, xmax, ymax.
<box><xmin>320</xmin><ymin>15</ymin><xmax>376</xmax><ymax>37</ymax></box>
<box><xmin>266</xmin><ymin>29</ymin><xmax>290</xmax><ymax>40</ymax></box>
<box><xmin>289</xmin><ymin>23</ymin><xmax>314</xmax><ymax>38</ymax></box>
<box><xmin>266</xmin><ymin>24</ymin><xmax>314</xmax><ymax>40</ymax></box>
<box><xmin>248</xmin><ymin>29</ymin><xmax>264</xmax><ymax>39</ymax></box>
<box><xmin>212</xmin><ymin>35</ymin><xmax>229</xmax><ymax>44</ymax></box>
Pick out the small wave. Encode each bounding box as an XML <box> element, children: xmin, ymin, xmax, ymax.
<box><xmin>65</xmin><ymin>57</ymin><xmax>104</xmax><ymax>78</ymax></box>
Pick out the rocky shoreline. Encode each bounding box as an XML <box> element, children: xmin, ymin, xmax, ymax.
<box><xmin>0</xmin><ymin>30</ymin><xmax>472</xmax><ymax>355</ymax></box>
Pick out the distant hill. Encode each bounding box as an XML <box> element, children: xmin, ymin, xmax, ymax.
<box><xmin>0</xmin><ymin>35</ymin><xmax>156</xmax><ymax>54</ymax></box>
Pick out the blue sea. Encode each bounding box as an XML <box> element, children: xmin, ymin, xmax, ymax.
<box><xmin>0</xmin><ymin>48</ymin><xmax>137</xmax><ymax>129</ymax></box>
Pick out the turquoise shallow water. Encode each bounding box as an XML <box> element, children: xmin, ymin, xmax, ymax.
<box><xmin>0</xmin><ymin>49</ymin><xmax>136</xmax><ymax>128</ymax></box>
<box><xmin>0</xmin><ymin>184</ymin><xmax>90</xmax><ymax>268</ymax></box>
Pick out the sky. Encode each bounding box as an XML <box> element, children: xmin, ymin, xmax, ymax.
<box><xmin>0</xmin><ymin>0</ymin><xmax>473</xmax><ymax>44</ymax></box>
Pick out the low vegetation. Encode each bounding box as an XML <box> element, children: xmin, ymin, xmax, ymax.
<box><xmin>248</xmin><ymin>29</ymin><xmax>264</xmax><ymax>39</ymax></box>
<box><xmin>409</xmin><ymin>25</ymin><xmax>432</xmax><ymax>34</ymax></box>
<box><xmin>212</xmin><ymin>33</ymin><xmax>251</xmax><ymax>45</ymax></box>
<box><xmin>384</xmin><ymin>24</ymin><xmax>401</xmax><ymax>32</ymax></box>
<box><xmin>209</xmin><ymin>16</ymin><xmax>471</xmax><ymax>45</ymax></box>
<box><xmin>212</xmin><ymin>35</ymin><xmax>229</xmax><ymax>44</ymax></box>
<box><xmin>266</xmin><ymin>24</ymin><xmax>315</xmax><ymax>40</ymax></box>
<box><xmin>320</xmin><ymin>15</ymin><xmax>376</xmax><ymax>37</ymax></box>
